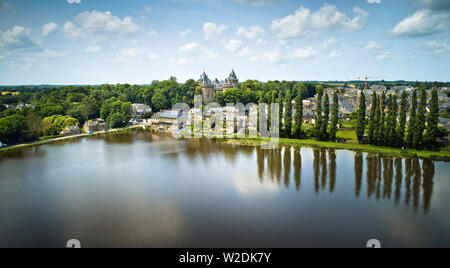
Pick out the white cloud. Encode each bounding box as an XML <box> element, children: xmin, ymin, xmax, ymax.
<box><xmin>179</xmin><ymin>42</ymin><xmax>200</xmax><ymax>55</ymax></box>
<box><xmin>367</xmin><ymin>0</ymin><xmax>382</xmax><ymax>4</ymax></box>
<box><xmin>179</xmin><ymin>29</ymin><xmax>192</xmax><ymax>38</ymax></box>
<box><xmin>233</xmin><ymin>0</ymin><xmax>283</xmax><ymax>6</ymax></box>
<box><xmin>41</xmin><ymin>49</ymin><xmax>68</xmax><ymax>58</ymax></box>
<box><xmin>62</xmin><ymin>21</ymin><xmax>85</xmax><ymax>39</ymax></box>
<box><xmin>121</xmin><ymin>47</ymin><xmax>139</xmax><ymax>57</ymax></box>
<box><xmin>237</xmin><ymin>26</ymin><xmax>264</xmax><ymax>40</ymax></box>
<box><xmin>262</xmin><ymin>51</ymin><xmax>281</xmax><ymax>63</ymax></box>
<box><xmin>391</xmin><ymin>9</ymin><xmax>450</xmax><ymax>37</ymax></box>
<box><xmin>293</xmin><ymin>46</ymin><xmax>319</xmax><ymax>59</ymax></box>
<box><xmin>202</xmin><ymin>22</ymin><xmax>228</xmax><ymax>41</ymax></box>
<box><xmin>256</xmin><ymin>38</ymin><xmax>267</xmax><ymax>46</ymax></box>
<box><xmin>377</xmin><ymin>51</ymin><xmax>390</xmax><ymax>60</ymax></box>
<box><xmin>225</xmin><ymin>39</ymin><xmax>243</xmax><ymax>52</ymax></box>
<box><xmin>237</xmin><ymin>47</ymin><xmax>253</xmax><ymax>57</ymax></box>
<box><xmin>249</xmin><ymin>51</ymin><xmax>282</xmax><ymax>64</ymax></box>
<box><xmin>41</xmin><ymin>23</ymin><xmax>58</xmax><ymax>37</ymax></box>
<box><xmin>200</xmin><ymin>47</ymin><xmax>218</xmax><ymax>61</ymax></box>
<box><xmin>366</xmin><ymin>40</ymin><xmax>381</xmax><ymax>50</ymax></box>
<box><xmin>417</xmin><ymin>40</ymin><xmax>450</xmax><ymax>54</ymax></box>
<box><xmin>320</xmin><ymin>38</ymin><xmax>338</xmax><ymax>49</ymax></box>
<box><xmin>67</xmin><ymin>0</ymin><xmax>81</xmax><ymax>3</ymax></box>
<box><xmin>329</xmin><ymin>50</ymin><xmax>342</xmax><ymax>58</ymax></box>
<box><xmin>271</xmin><ymin>4</ymin><xmax>369</xmax><ymax>39</ymax></box>
<box><xmin>85</xmin><ymin>46</ymin><xmax>102</xmax><ymax>53</ymax></box>
<box><xmin>0</xmin><ymin>26</ymin><xmax>37</xmax><ymax>49</ymax></box>
<box><xmin>179</xmin><ymin>42</ymin><xmax>218</xmax><ymax>60</ymax></box>
<box><xmin>74</xmin><ymin>10</ymin><xmax>139</xmax><ymax>37</ymax></box>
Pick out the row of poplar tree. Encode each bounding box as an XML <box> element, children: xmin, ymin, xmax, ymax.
<box><xmin>356</xmin><ymin>86</ymin><xmax>440</xmax><ymax>149</ymax></box>
<box><xmin>265</xmin><ymin>84</ymin><xmax>440</xmax><ymax>150</ymax></box>
<box><xmin>263</xmin><ymin>85</ymin><xmax>340</xmax><ymax>141</ymax></box>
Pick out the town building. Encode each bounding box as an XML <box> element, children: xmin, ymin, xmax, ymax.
<box><xmin>60</xmin><ymin>125</ymin><xmax>81</xmax><ymax>136</ymax></box>
<box><xmin>151</xmin><ymin>110</ymin><xmax>183</xmax><ymax>132</ymax></box>
<box><xmin>131</xmin><ymin>103</ymin><xmax>152</xmax><ymax>122</ymax></box>
<box><xmin>83</xmin><ymin>119</ymin><xmax>107</xmax><ymax>133</ymax></box>
<box><xmin>198</xmin><ymin>70</ymin><xmax>239</xmax><ymax>102</ymax></box>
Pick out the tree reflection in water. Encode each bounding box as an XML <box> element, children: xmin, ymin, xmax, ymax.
<box><xmin>254</xmin><ymin>144</ymin><xmax>436</xmax><ymax>213</ymax></box>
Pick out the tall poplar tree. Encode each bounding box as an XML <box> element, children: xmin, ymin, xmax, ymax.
<box><xmin>407</xmin><ymin>89</ymin><xmax>418</xmax><ymax>147</ymax></box>
<box><xmin>321</xmin><ymin>92</ymin><xmax>330</xmax><ymax>140</ymax></box>
<box><xmin>378</xmin><ymin>91</ymin><xmax>386</xmax><ymax>146</ymax></box>
<box><xmin>368</xmin><ymin>92</ymin><xmax>378</xmax><ymax>145</ymax></box>
<box><xmin>414</xmin><ymin>87</ymin><xmax>427</xmax><ymax>148</ymax></box>
<box><xmin>315</xmin><ymin>85</ymin><xmax>323</xmax><ymax>139</ymax></box>
<box><xmin>356</xmin><ymin>89</ymin><xmax>366</xmax><ymax>143</ymax></box>
<box><xmin>425</xmin><ymin>89</ymin><xmax>439</xmax><ymax>149</ymax></box>
<box><xmin>329</xmin><ymin>90</ymin><xmax>339</xmax><ymax>142</ymax></box>
<box><xmin>386</xmin><ymin>95</ymin><xmax>398</xmax><ymax>147</ymax></box>
<box><xmin>293</xmin><ymin>86</ymin><xmax>303</xmax><ymax>139</ymax></box>
<box><xmin>397</xmin><ymin>91</ymin><xmax>408</xmax><ymax>148</ymax></box>
<box><xmin>284</xmin><ymin>90</ymin><xmax>293</xmax><ymax>138</ymax></box>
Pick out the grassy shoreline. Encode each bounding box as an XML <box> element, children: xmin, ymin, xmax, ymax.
<box><xmin>0</xmin><ymin>126</ymin><xmax>143</xmax><ymax>154</ymax></box>
<box><xmin>2</xmin><ymin>127</ymin><xmax>450</xmax><ymax>162</ymax></box>
<box><xmin>222</xmin><ymin>137</ymin><xmax>450</xmax><ymax>162</ymax></box>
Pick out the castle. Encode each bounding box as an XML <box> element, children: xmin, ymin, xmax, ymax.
<box><xmin>198</xmin><ymin>70</ymin><xmax>239</xmax><ymax>102</ymax></box>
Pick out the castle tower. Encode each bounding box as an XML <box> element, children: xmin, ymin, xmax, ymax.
<box><xmin>198</xmin><ymin>71</ymin><xmax>215</xmax><ymax>103</ymax></box>
<box><xmin>228</xmin><ymin>69</ymin><xmax>239</xmax><ymax>88</ymax></box>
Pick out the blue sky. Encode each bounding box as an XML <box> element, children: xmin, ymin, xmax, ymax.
<box><xmin>0</xmin><ymin>0</ymin><xmax>449</xmax><ymax>85</ymax></box>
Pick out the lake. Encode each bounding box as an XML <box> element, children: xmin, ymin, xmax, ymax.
<box><xmin>0</xmin><ymin>133</ymin><xmax>449</xmax><ymax>248</ymax></box>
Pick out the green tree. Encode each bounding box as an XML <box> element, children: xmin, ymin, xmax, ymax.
<box><xmin>397</xmin><ymin>91</ymin><xmax>408</xmax><ymax>147</ymax></box>
<box><xmin>283</xmin><ymin>90</ymin><xmax>292</xmax><ymax>138</ymax></box>
<box><xmin>377</xmin><ymin>92</ymin><xmax>386</xmax><ymax>146</ymax></box>
<box><xmin>26</xmin><ymin>113</ymin><xmax>43</xmax><ymax>140</ymax></box>
<box><xmin>356</xmin><ymin>89</ymin><xmax>366</xmax><ymax>143</ymax></box>
<box><xmin>293</xmin><ymin>87</ymin><xmax>304</xmax><ymax>139</ymax></box>
<box><xmin>315</xmin><ymin>85</ymin><xmax>323</xmax><ymax>139</ymax></box>
<box><xmin>368</xmin><ymin>92</ymin><xmax>378</xmax><ymax>145</ymax></box>
<box><xmin>425</xmin><ymin>89</ymin><xmax>439</xmax><ymax>148</ymax></box>
<box><xmin>151</xmin><ymin>91</ymin><xmax>169</xmax><ymax>112</ymax></box>
<box><xmin>414</xmin><ymin>87</ymin><xmax>427</xmax><ymax>148</ymax></box>
<box><xmin>329</xmin><ymin>90</ymin><xmax>339</xmax><ymax>142</ymax></box>
<box><xmin>107</xmin><ymin>113</ymin><xmax>125</xmax><ymax>129</ymax></box>
<box><xmin>81</xmin><ymin>96</ymin><xmax>100</xmax><ymax>120</ymax></box>
<box><xmin>386</xmin><ymin>94</ymin><xmax>398</xmax><ymax>147</ymax></box>
<box><xmin>121</xmin><ymin>102</ymin><xmax>132</xmax><ymax>123</ymax></box>
<box><xmin>321</xmin><ymin>92</ymin><xmax>330</xmax><ymax>140</ymax></box>
<box><xmin>0</xmin><ymin>114</ymin><xmax>30</xmax><ymax>144</ymax></box>
<box><xmin>407</xmin><ymin>89</ymin><xmax>418</xmax><ymax>147</ymax></box>
<box><xmin>214</xmin><ymin>92</ymin><xmax>225</xmax><ymax>106</ymax></box>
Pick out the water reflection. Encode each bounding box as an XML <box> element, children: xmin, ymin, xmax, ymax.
<box><xmin>254</xmin><ymin>145</ymin><xmax>437</xmax><ymax>213</ymax></box>
<box><xmin>0</xmin><ymin>134</ymin><xmax>446</xmax><ymax>247</ymax></box>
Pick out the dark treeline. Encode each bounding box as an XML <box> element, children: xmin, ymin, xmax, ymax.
<box><xmin>363</xmin><ymin>85</ymin><xmax>443</xmax><ymax>149</ymax></box>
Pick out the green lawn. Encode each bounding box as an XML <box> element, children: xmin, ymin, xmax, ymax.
<box><xmin>336</xmin><ymin>129</ymin><xmax>357</xmax><ymax>141</ymax></box>
<box><xmin>223</xmin><ymin>137</ymin><xmax>450</xmax><ymax>162</ymax></box>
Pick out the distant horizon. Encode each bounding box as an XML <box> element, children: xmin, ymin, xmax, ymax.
<box><xmin>0</xmin><ymin>79</ymin><xmax>449</xmax><ymax>87</ymax></box>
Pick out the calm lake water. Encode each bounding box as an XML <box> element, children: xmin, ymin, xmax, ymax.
<box><xmin>0</xmin><ymin>133</ymin><xmax>449</xmax><ymax>248</ymax></box>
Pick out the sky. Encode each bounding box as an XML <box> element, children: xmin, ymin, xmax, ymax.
<box><xmin>0</xmin><ymin>0</ymin><xmax>449</xmax><ymax>85</ymax></box>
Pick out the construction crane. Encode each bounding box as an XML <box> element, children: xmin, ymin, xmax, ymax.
<box><xmin>357</xmin><ymin>76</ymin><xmax>387</xmax><ymax>90</ymax></box>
